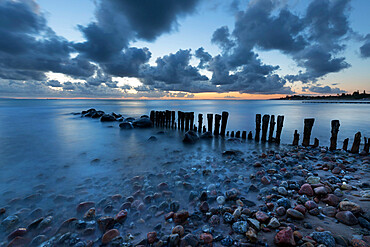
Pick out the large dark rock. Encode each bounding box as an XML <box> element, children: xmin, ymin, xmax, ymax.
<box><xmin>91</xmin><ymin>111</ymin><xmax>105</xmax><ymax>118</ymax></box>
<box><xmin>82</xmin><ymin>108</ymin><xmax>97</xmax><ymax>117</ymax></box>
<box><xmin>124</xmin><ymin>117</ymin><xmax>135</xmax><ymax>123</ymax></box>
<box><xmin>100</xmin><ymin>114</ymin><xmax>116</xmax><ymax>122</ymax></box>
<box><xmin>200</xmin><ymin>131</ymin><xmax>213</xmax><ymax>139</ymax></box>
<box><xmin>119</xmin><ymin>122</ymin><xmax>133</xmax><ymax>129</ymax></box>
<box><xmin>183</xmin><ymin>131</ymin><xmax>199</xmax><ymax>144</ymax></box>
<box><xmin>133</xmin><ymin>118</ymin><xmax>152</xmax><ymax>128</ymax></box>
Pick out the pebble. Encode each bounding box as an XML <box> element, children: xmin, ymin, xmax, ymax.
<box><xmin>102</xmin><ymin>229</ymin><xmax>120</xmax><ymax>244</ymax></box>
<box><xmin>274</xmin><ymin>227</ymin><xmax>295</xmax><ymax>246</ymax></box>
<box><xmin>287</xmin><ymin>208</ymin><xmax>305</xmax><ymax>220</ymax></box>
<box><xmin>311</xmin><ymin>231</ymin><xmax>336</xmax><ymax>247</ymax></box>
<box><xmin>232</xmin><ymin>221</ymin><xmax>249</xmax><ymax>234</ymax></box>
<box><xmin>335</xmin><ymin>211</ymin><xmax>359</xmax><ymax>226</ymax></box>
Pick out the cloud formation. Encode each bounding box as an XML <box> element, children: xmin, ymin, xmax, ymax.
<box><xmin>0</xmin><ymin>0</ymin><xmax>360</xmax><ymax>98</ymax></box>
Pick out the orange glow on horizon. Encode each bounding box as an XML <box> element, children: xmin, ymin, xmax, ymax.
<box><xmin>2</xmin><ymin>92</ymin><xmax>287</xmax><ymax>100</ymax></box>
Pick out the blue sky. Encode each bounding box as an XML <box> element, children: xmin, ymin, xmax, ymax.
<box><xmin>0</xmin><ymin>0</ymin><xmax>369</xmax><ymax>98</ymax></box>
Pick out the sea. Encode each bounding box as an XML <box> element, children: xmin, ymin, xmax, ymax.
<box><xmin>0</xmin><ymin>99</ymin><xmax>369</xmax><ymax>240</ymax></box>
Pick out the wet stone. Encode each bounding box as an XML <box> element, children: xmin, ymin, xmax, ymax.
<box><xmin>1</xmin><ymin>215</ymin><xmax>19</xmax><ymax>229</ymax></box>
<box><xmin>274</xmin><ymin>227</ymin><xmax>295</xmax><ymax>246</ymax></box>
<box><xmin>335</xmin><ymin>211</ymin><xmax>359</xmax><ymax>226</ymax></box>
<box><xmin>287</xmin><ymin>209</ymin><xmax>305</xmax><ymax>220</ymax></box>
<box><xmin>102</xmin><ymin>229</ymin><xmax>120</xmax><ymax>245</ymax></box>
<box><xmin>277</xmin><ymin>197</ymin><xmax>291</xmax><ymax>209</ymax></box>
<box><xmin>322</xmin><ymin>206</ymin><xmax>337</xmax><ymax>217</ymax></box>
<box><xmin>311</xmin><ymin>231</ymin><xmax>336</xmax><ymax>247</ymax></box>
<box><xmin>232</xmin><ymin>221</ymin><xmax>248</xmax><ymax>234</ymax></box>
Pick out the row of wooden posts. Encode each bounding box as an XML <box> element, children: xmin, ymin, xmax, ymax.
<box><xmin>149</xmin><ymin>110</ymin><xmax>369</xmax><ymax>154</ymax></box>
<box><xmin>293</xmin><ymin>118</ymin><xmax>369</xmax><ymax>154</ymax></box>
<box><xmin>150</xmin><ymin>110</ymin><xmax>230</xmax><ymax>136</ymax></box>
<box><xmin>149</xmin><ymin>110</ymin><xmax>284</xmax><ymax>143</ymax></box>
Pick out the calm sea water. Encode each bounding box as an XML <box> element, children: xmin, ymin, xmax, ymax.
<box><xmin>0</xmin><ymin>99</ymin><xmax>369</xmax><ymax>240</ymax></box>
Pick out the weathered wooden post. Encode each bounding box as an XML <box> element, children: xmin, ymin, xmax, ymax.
<box><xmin>161</xmin><ymin>111</ymin><xmax>165</xmax><ymax>127</ymax></box>
<box><xmin>194</xmin><ymin>126</ymin><xmax>197</xmax><ymax>132</ymax></box>
<box><xmin>350</xmin><ymin>132</ymin><xmax>361</xmax><ymax>153</ymax></box>
<box><xmin>343</xmin><ymin>138</ymin><xmax>349</xmax><ymax>151</ymax></box>
<box><xmin>164</xmin><ymin>110</ymin><xmax>169</xmax><ymax>127</ymax></box>
<box><xmin>275</xmin><ymin>115</ymin><xmax>284</xmax><ymax>144</ymax></box>
<box><xmin>185</xmin><ymin>112</ymin><xmax>190</xmax><ymax>131</ymax></box>
<box><xmin>363</xmin><ymin>137</ymin><xmax>370</xmax><ymax>154</ymax></box>
<box><xmin>190</xmin><ymin>112</ymin><xmax>194</xmax><ymax>130</ymax></box>
<box><xmin>236</xmin><ymin>131</ymin><xmax>240</xmax><ymax>138</ymax></box>
<box><xmin>242</xmin><ymin>131</ymin><xmax>247</xmax><ymax>139</ymax></box>
<box><xmin>214</xmin><ymin>114</ymin><xmax>221</xmax><ymax>136</ymax></box>
<box><xmin>329</xmin><ymin>120</ymin><xmax>340</xmax><ymax>151</ymax></box>
<box><xmin>155</xmin><ymin>111</ymin><xmax>159</xmax><ymax>127</ymax></box>
<box><xmin>231</xmin><ymin>131</ymin><xmax>235</xmax><ymax>137</ymax></box>
<box><xmin>261</xmin><ymin>114</ymin><xmax>270</xmax><ymax>142</ymax></box>
<box><xmin>220</xmin><ymin>111</ymin><xmax>229</xmax><ymax>137</ymax></box>
<box><xmin>293</xmin><ymin>130</ymin><xmax>299</xmax><ymax>146</ymax></box>
<box><xmin>268</xmin><ymin>115</ymin><xmax>275</xmax><ymax>143</ymax></box>
<box><xmin>198</xmin><ymin>114</ymin><xmax>203</xmax><ymax>133</ymax></box>
<box><xmin>302</xmin><ymin>118</ymin><xmax>315</xmax><ymax>147</ymax></box>
<box><xmin>313</xmin><ymin>138</ymin><xmax>319</xmax><ymax>148</ymax></box>
<box><xmin>202</xmin><ymin>126</ymin><xmax>206</xmax><ymax>133</ymax></box>
<box><xmin>172</xmin><ymin>111</ymin><xmax>176</xmax><ymax>128</ymax></box>
<box><xmin>248</xmin><ymin>131</ymin><xmax>253</xmax><ymax>140</ymax></box>
<box><xmin>255</xmin><ymin>114</ymin><xmax>261</xmax><ymax>142</ymax></box>
<box><xmin>226</xmin><ymin>131</ymin><xmax>229</xmax><ymax>137</ymax></box>
<box><xmin>180</xmin><ymin>112</ymin><xmax>185</xmax><ymax>131</ymax></box>
<box><xmin>178</xmin><ymin>111</ymin><xmax>181</xmax><ymax>130</ymax></box>
<box><xmin>150</xmin><ymin>110</ymin><xmax>155</xmax><ymax>126</ymax></box>
<box><xmin>207</xmin><ymin>114</ymin><xmax>213</xmax><ymax>133</ymax></box>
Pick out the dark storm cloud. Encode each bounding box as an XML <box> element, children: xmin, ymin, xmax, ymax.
<box><xmin>0</xmin><ymin>0</ymin><xmax>96</xmax><ymax>81</ymax></box>
<box><xmin>308</xmin><ymin>85</ymin><xmax>346</xmax><ymax>94</ymax></box>
<box><xmin>195</xmin><ymin>48</ymin><xmax>212</xmax><ymax>69</ymax></box>
<box><xmin>139</xmin><ymin>49</ymin><xmax>212</xmax><ymax>93</ymax></box>
<box><xmin>106</xmin><ymin>0</ymin><xmax>201</xmax><ymax>41</ymax></box>
<box><xmin>360</xmin><ymin>35</ymin><xmax>370</xmax><ymax>58</ymax></box>
<box><xmin>46</xmin><ymin>80</ymin><xmax>62</xmax><ymax>87</ymax></box>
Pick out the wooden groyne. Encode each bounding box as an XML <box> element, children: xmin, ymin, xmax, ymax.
<box><xmin>149</xmin><ymin>109</ymin><xmax>369</xmax><ymax>155</ymax></box>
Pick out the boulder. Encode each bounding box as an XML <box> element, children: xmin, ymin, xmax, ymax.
<box><xmin>183</xmin><ymin>131</ymin><xmax>199</xmax><ymax>144</ymax></box>
<box><xmin>133</xmin><ymin>118</ymin><xmax>152</xmax><ymax>128</ymax></box>
<box><xmin>299</xmin><ymin>184</ymin><xmax>314</xmax><ymax>196</ymax></box>
<box><xmin>200</xmin><ymin>131</ymin><xmax>213</xmax><ymax>139</ymax></box>
<box><xmin>100</xmin><ymin>114</ymin><xmax>116</xmax><ymax>122</ymax></box>
<box><xmin>119</xmin><ymin>122</ymin><xmax>133</xmax><ymax>129</ymax></box>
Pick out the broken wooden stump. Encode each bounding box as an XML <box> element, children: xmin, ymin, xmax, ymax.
<box><xmin>261</xmin><ymin>114</ymin><xmax>270</xmax><ymax>142</ymax></box>
<box><xmin>220</xmin><ymin>111</ymin><xmax>229</xmax><ymax>137</ymax></box>
<box><xmin>203</xmin><ymin>126</ymin><xmax>206</xmax><ymax>133</ymax></box>
<box><xmin>248</xmin><ymin>131</ymin><xmax>253</xmax><ymax>140</ymax></box>
<box><xmin>302</xmin><ymin>118</ymin><xmax>315</xmax><ymax>147</ymax></box>
<box><xmin>313</xmin><ymin>138</ymin><xmax>319</xmax><ymax>148</ymax></box>
<box><xmin>214</xmin><ymin>114</ymin><xmax>221</xmax><ymax>136</ymax></box>
<box><xmin>293</xmin><ymin>130</ymin><xmax>299</xmax><ymax>146</ymax></box>
<box><xmin>180</xmin><ymin>112</ymin><xmax>185</xmax><ymax>131</ymax></box>
<box><xmin>242</xmin><ymin>131</ymin><xmax>247</xmax><ymax>139</ymax></box>
<box><xmin>363</xmin><ymin>137</ymin><xmax>370</xmax><ymax>154</ymax></box>
<box><xmin>226</xmin><ymin>131</ymin><xmax>229</xmax><ymax>137</ymax></box>
<box><xmin>268</xmin><ymin>115</ymin><xmax>275</xmax><ymax>143</ymax></box>
<box><xmin>276</xmin><ymin>115</ymin><xmax>284</xmax><ymax>144</ymax></box>
<box><xmin>235</xmin><ymin>131</ymin><xmax>240</xmax><ymax>138</ymax></box>
<box><xmin>329</xmin><ymin>120</ymin><xmax>340</xmax><ymax>151</ymax></box>
<box><xmin>343</xmin><ymin>138</ymin><xmax>349</xmax><ymax>151</ymax></box>
<box><xmin>198</xmin><ymin>114</ymin><xmax>203</xmax><ymax>133</ymax></box>
<box><xmin>207</xmin><ymin>114</ymin><xmax>213</xmax><ymax>133</ymax></box>
<box><xmin>231</xmin><ymin>131</ymin><xmax>235</xmax><ymax>137</ymax></box>
<box><xmin>350</xmin><ymin>132</ymin><xmax>361</xmax><ymax>153</ymax></box>
<box><xmin>255</xmin><ymin>114</ymin><xmax>261</xmax><ymax>142</ymax></box>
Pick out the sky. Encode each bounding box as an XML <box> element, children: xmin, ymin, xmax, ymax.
<box><xmin>0</xmin><ymin>0</ymin><xmax>369</xmax><ymax>99</ymax></box>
